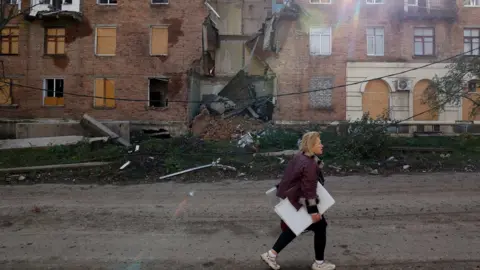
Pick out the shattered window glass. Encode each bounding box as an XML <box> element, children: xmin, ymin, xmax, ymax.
<box><xmin>309</xmin><ymin>77</ymin><xmax>333</xmax><ymax>109</ymax></box>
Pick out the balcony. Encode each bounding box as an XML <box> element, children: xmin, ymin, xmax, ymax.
<box><xmin>27</xmin><ymin>0</ymin><xmax>82</xmax><ymax>22</ymax></box>
<box><xmin>402</xmin><ymin>0</ymin><xmax>458</xmax><ymax>21</ymax></box>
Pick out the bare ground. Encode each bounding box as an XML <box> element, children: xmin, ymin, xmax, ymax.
<box><xmin>1</xmin><ymin>172</ymin><xmax>480</xmax><ymax>270</ymax></box>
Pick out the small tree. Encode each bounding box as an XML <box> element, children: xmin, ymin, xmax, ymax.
<box><xmin>427</xmin><ymin>55</ymin><xmax>480</xmax><ymax>119</ymax></box>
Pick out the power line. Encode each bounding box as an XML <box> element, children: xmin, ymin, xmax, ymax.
<box><xmin>7</xmin><ymin>48</ymin><xmax>477</xmax><ymax>104</ymax></box>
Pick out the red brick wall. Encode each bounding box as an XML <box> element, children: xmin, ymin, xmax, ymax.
<box><xmin>271</xmin><ymin>0</ymin><xmax>480</xmax><ymax>123</ymax></box>
<box><xmin>0</xmin><ymin>0</ymin><xmax>207</xmax><ymax>121</ymax></box>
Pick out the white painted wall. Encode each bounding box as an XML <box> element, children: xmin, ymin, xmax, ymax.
<box><xmin>346</xmin><ymin>62</ymin><xmax>462</xmax><ymax>124</ymax></box>
<box><xmin>29</xmin><ymin>0</ymin><xmax>81</xmax><ymax>16</ymax></box>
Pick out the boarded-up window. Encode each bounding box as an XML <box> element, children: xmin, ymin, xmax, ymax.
<box><xmin>0</xmin><ymin>79</ymin><xmax>14</xmax><ymax>105</ymax></box>
<box><xmin>94</xmin><ymin>78</ymin><xmax>115</xmax><ymax>108</ymax></box>
<box><xmin>44</xmin><ymin>78</ymin><xmax>64</xmax><ymax>106</ymax></box>
<box><xmin>96</xmin><ymin>27</ymin><xmax>116</xmax><ymax>55</ymax></box>
<box><xmin>45</xmin><ymin>28</ymin><xmax>66</xmax><ymax>55</ymax></box>
<box><xmin>151</xmin><ymin>26</ymin><xmax>168</xmax><ymax>55</ymax></box>
<box><xmin>1</xmin><ymin>27</ymin><xmax>19</xmax><ymax>55</ymax></box>
<box><xmin>309</xmin><ymin>77</ymin><xmax>333</xmax><ymax>109</ymax></box>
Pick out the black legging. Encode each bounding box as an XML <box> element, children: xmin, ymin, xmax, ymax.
<box><xmin>272</xmin><ymin>216</ymin><xmax>327</xmax><ymax>260</ymax></box>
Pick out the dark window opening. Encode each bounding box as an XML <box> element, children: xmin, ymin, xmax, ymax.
<box><xmin>468</xmin><ymin>81</ymin><xmax>479</xmax><ymax>92</ymax></box>
<box><xmin>98</xmin><ymin>0</ymin><xmax>117</xmax><ymax>4</ymax></box>
<box><xmin>51</xmin><ymin>0</ymin><xmax>62</xmax><ymax>9</ymax></box>
<box><xmin>45</xmin><ymin>78</ymin><xmax>64</xmax><ymax>98</ymax></box>
<box><xmin>149</xmin><ymin>78</ymin><xmax>168</xmax><ymax>108</ymax></box>
<box><xmin>152</xmin><ymin>0</ymin><xmax>168</xmax><ymax>3</ymax></box>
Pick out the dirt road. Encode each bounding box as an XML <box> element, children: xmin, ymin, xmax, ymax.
<box><xmin>1</xmin><ymin>173</ymin><xmax>480</xmax><ymax>270</ymax></box>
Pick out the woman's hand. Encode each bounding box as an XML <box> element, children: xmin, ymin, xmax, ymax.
<box><xmin>311</xmin><ymin>213</ymin><xmax>322</xmax><ymax>223</ymax></box>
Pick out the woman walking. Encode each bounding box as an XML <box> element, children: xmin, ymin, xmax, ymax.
<box><xmin>260</xmin><ymin>131</ymin><xmax>335</xmax><ymax>270</ymax></box>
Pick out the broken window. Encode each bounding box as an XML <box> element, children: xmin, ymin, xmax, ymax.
<box><xmin>95</xmin><ymin>27</ymin><xmax>116</xmax><ymax>55</ymax></box>
<box><xmin>149</xmin><ymin>78</ymin><xmax>168</xmax><ymax>108</ymax></box>
<box><xmin>1</xmin><ymin>27</ymin><xmax>19</xmax><ymax>55</ymax></box>
<box><xmin>98</xmin><ymin>0</ymin><xmax>117</xmax><ymax>4</ymax></box>
<box><xmin>0</xmin><ymin>79</ymin><xmax>14</xmax><ymax>105</ymax></box>
<box><xmin>309</xmin><ymin>77</ymin><xmax>333</xmax><ymax>109</ymax></box>
<box><xmin>309</xmin><ymin>27</ymin><xmax>331</xmax><ymax>56</ymax></box>
<box><xmin>45</xmin><ymin>28</ymin><xmax>66</xmax><ymax>55</ymax></box>
<box><xmin>150</xmin><ymin>26</ymin><xmax>168</xmax><ymax>55</ymax></box>
<box><xmin>43</xmin><ymin>78</ymin><xmax>64</xmax><ymax>106</ymax></box>
<box><xmin>64</xmin><ymin>0</ymin><xmax>73</xmax><ymax>4</ymax></box>
<box><xmin>94</xmin><ymin>78</ymin><xmax>115</xmax><ymax>108</ymax></box>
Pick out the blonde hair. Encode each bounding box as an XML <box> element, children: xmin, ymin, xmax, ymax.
<box><xmin>298</xmin><ymin>131</ymin><xmax>320</xmax><ymax>156</ymax></box>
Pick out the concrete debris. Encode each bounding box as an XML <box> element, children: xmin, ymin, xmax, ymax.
<box><xmin>81</xmin><ymin>114</ymin><xmax>131</xmax><ymax>147</ymax></box>
<box><xmin>202</xmin><ymin>94</ymin><xmax>236</xmax><ymax>115</ymax></box>
<box><xmin>238</xmin><ymin>133</ymin><xmax>254</xmax><ymax>148</ymax></box>
<box><xmin>0</xmin><ymin>136</ymin><xmax>108</xmax><ymax>150</ymax></box>
<box><xmin>191</xmin><ymin>108</ymin><xmax>265</xmax><ymax>141</ymax></box>
<box><xmin>0</xmin><ymin>162</ymin><xmax>112</xmax><ymax>173</ymax></box>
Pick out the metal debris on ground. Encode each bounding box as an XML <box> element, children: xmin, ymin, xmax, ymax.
<box><xmin>120</xmin><ymin>161</ymin><xmax>131</xmax><ymax>170</ymax></box>
<box><xmin>159</xmin><ymin>158</ymin><xmax>237</xmax><ymax>180</ymax></box>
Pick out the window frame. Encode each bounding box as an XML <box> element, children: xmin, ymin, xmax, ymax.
<box><xmin>148</xmin><ymin>78</ymin><xmax>169</xmax><ymax>108</ymax></box>
<box><xmin>309</xmin><ymin>26</ymin><xmax>332</xmax><ymax>56</ymax></box>
<box><xmin>464</xmin><ymin>28</ymin><xmax>480</xmax><ymax>56</ymax></box>
<box><xmin>94</xmin><ymin>78</ymin><xmax>116</xmax><ymax>109</ymax></box>
<box><xmin>1</xmin><ymin>26</ymin><xmax>20</xmax><ymax>55</ymax></box>
<box><xmin>366</xmin><ymin>0</ymin><xmax>384</xmax><ymax>4</ymax></box>
<box><xmin>150</xmin><ymin>25</ymin><xmax>169</xmax><ymax>56</ymax></box>
<box><xmin>309</xmin><ymin>0</ymin><xmax>332</xmax><ymax>4</ymax></box>
<box><xmin>464</xmin><ymin>0</ymin><xmax>480</xmax><ymax>7</ymax></box>
<box><xmin>407</xmin><ymin>0</ymin><xmax>418</xmax><ymax>6</ymax></box>
<box><xmin>366</xmin><ymin>27</ymin><xmax>384</xmax><ymax>56</ymax></box>
<box><xmin>44</xmin><ymin>27</ymin><xmax>66</xmax><ymax>55</ymax></box>
<box><xmin>97</xmin><ymin>0</ymin><xmax>117</xmax><ymax>5</ymax></box>
<box><xmin>413</xmin><ymin>27</ymin><xmax>435</xmax><ymax>56</ymax></box>
<box><xmin>43</xmin><ymin>78</ymin><xmax>65</xmax><ymax>107</ymax></box>
<box><xmin>94</xmin><ymin>26</ymin><xmax>117</xmax><ymax>56</ymax></box>
<box><xmin>151</xmin><ymin>0</ymin><xmax>169</xmax><ymax>4</ymax></box>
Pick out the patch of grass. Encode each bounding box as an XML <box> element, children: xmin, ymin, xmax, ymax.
<box><xmin>0</xmin><ymin>141</ymin><xmax>125</xmax><ymax>168</ymax></box>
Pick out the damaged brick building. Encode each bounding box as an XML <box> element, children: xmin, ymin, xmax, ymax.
<box><xmin>3</xmin><ymin>0</ymin><xmax>480</xmax><ymax>134</ymax></box>
<box><xmin>247</xmin><ymin>0</ymin><xmax>480</xmax><ymax>125</ymax></box>
<box><xmin>1</xmin><ymin>0</ymin><xmax>208</xmax><ymax>125</ymax></box>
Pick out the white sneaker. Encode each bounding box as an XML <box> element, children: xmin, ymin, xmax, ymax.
<box><xmin>261</xmin><ymin>252</ymin><xmax>281</xmax><ymax>270</ymax></box>
<box><xmin>312</xmin><ymin>261</ymin><xmax>336</xmax><ymax>270</ymax></box>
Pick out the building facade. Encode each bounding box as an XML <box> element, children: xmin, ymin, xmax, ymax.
<box><xmin>2</xmin><ymin>0</ymin><xmax>480</xmax><ymax>126</ymax></box>
<box><xmin>250</xmin><ymin>0</ymin><xmax>480</xmax><ymax>125</ymax></box>
<box><xmin>1</xmin><ymin>0</ymin><xmax>207</xmax><ymax>122</ymax></box>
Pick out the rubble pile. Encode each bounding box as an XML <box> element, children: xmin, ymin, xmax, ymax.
<box><xmin>191</xmin><ymin>107</ymin><xmax>266</xmax><ymax>141</ymax></box>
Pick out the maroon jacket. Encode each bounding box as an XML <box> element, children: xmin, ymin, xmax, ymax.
<box><xmin>276</xmin><ymin>152</ymin><xmax>321</xmax><ymax>214</ymax></box>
